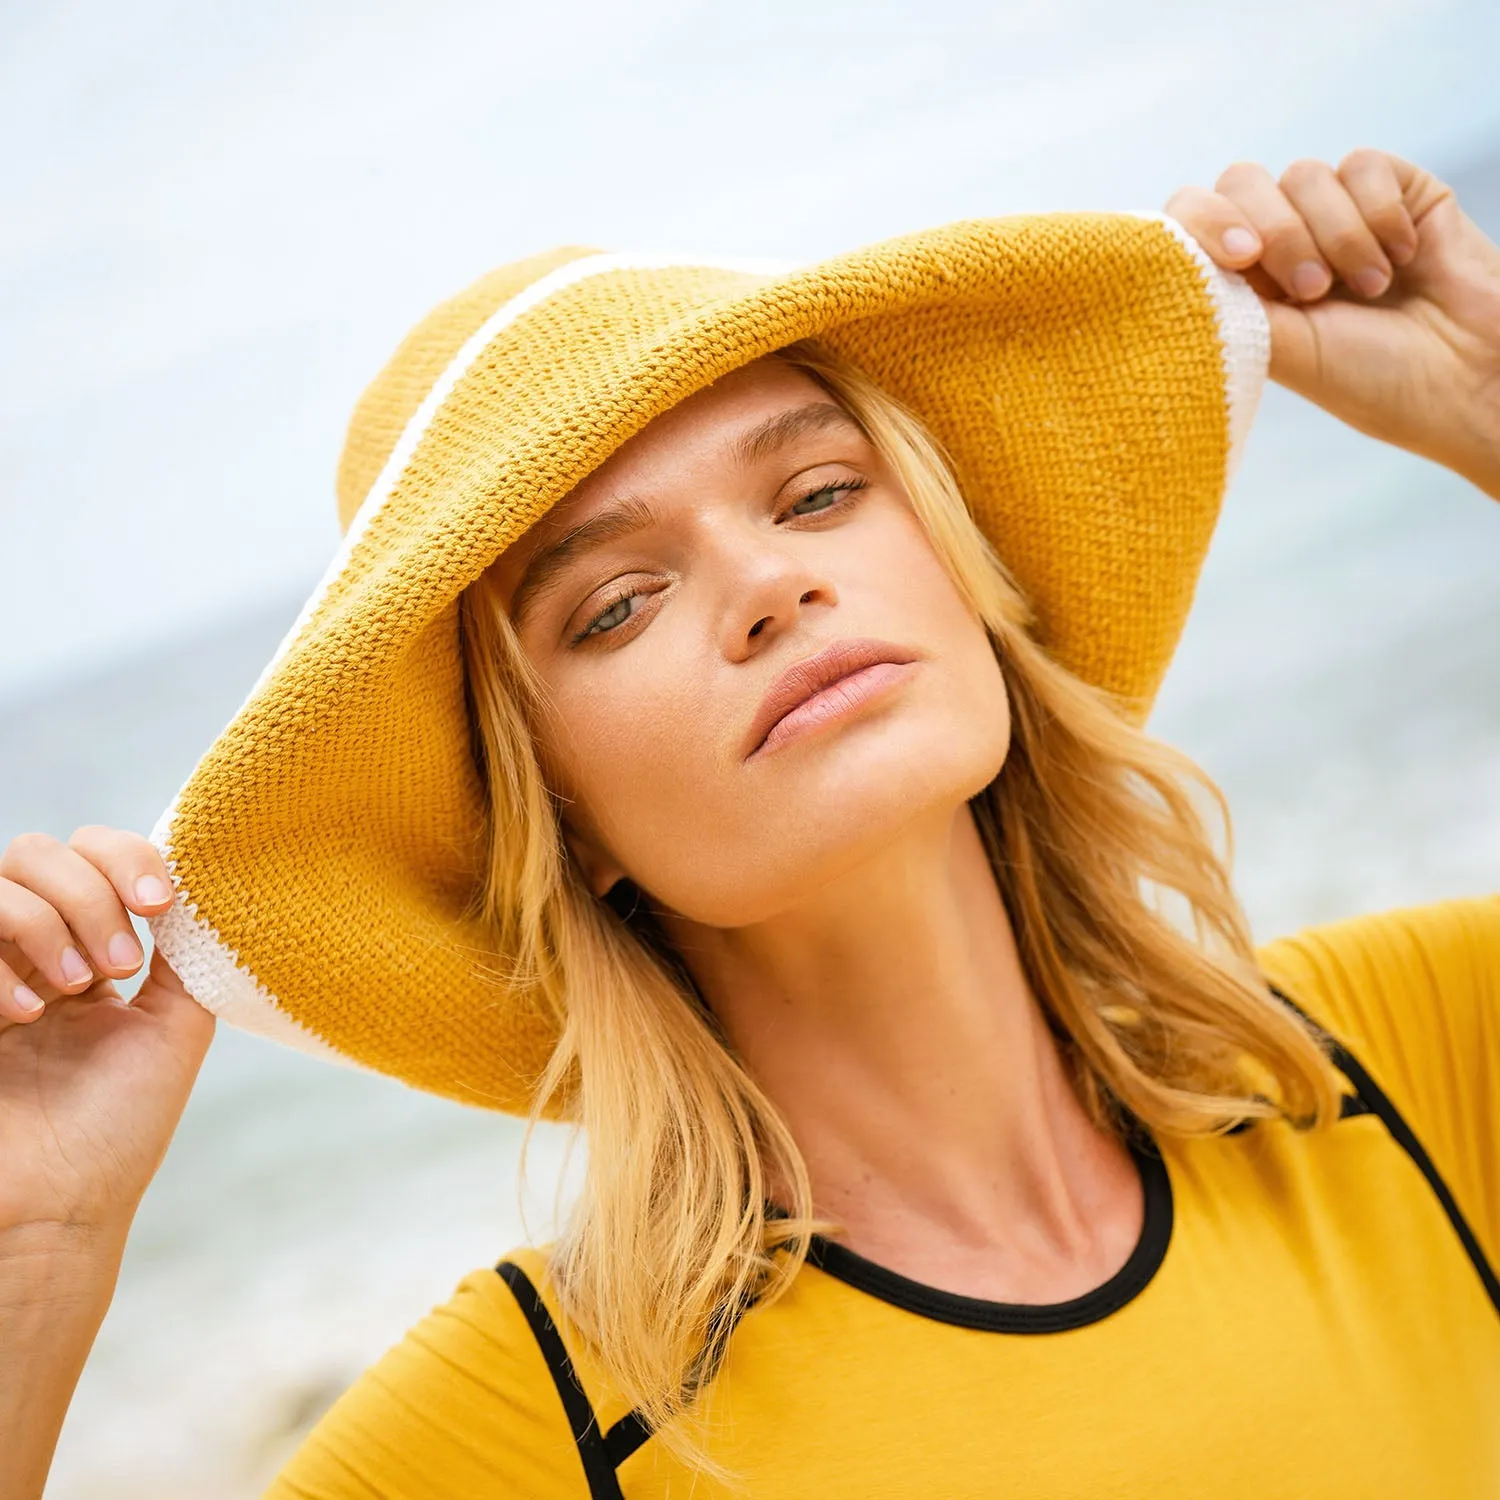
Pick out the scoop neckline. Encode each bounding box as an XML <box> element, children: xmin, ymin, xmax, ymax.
<box><xmin>797</xmin><ymin>1130</ymin><xmax>1174</xmax><ymax>1335</ymax></box>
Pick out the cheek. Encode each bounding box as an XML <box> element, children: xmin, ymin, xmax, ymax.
<box><xmin>855</xmin><ymin>510</ymin><xmax>1014</xmax><ymax>790</ymax></box>
<box><xmin>542</xmin><ymin>648</ymin><xmax>732</xmax><ymax>875</ymax></box>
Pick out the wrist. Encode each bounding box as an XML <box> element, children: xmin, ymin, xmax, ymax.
<box><xmin>1448</xmin><ymin>436</ymin><xmax>1500</xmax><ymax>503</ymax></box>
<box><xmin>0</xmin><ymin>1219</ymin><xmax>129</xmax><ymax>1308</ymax></box>
<box><xmin>1413</xmin><ymin>387</ymin><xmax>1500</xmax><ymax>501</ymax></box>
<box><xmin>1456</xmin><ymin>368</ymin><xmax>1500</xmax><ymax>499</ymax></box>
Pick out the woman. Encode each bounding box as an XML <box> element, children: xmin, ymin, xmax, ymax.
<box><xmin>2</xmin><ymin>148</ymin><xmax>1497</xmax><ymax>1498</ymax></box>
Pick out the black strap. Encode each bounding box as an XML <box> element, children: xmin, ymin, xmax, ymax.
<box><xmin>496</xmin><ymin>1256</ymin><xmax>763</xmax><ymax>1485</ymax></box>
<box><xmin>1271</xmin><ymin>984</ymin><xmax>1500</xmax><ymax>1316</ymax></box>
<box><xmin>496</xmin><ymin>1260</ymin><xmax>627</xmax><ymax>1500</ymax></box>
<box><xmin>604</xmin><ymin>1409</ymin><xmax>654</xmax><ymax>1469</ymax></box>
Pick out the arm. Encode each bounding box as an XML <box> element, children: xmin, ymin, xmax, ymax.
<box><xmin>1164</xmin><ymin>148</ymin><xmax>1500</xmax><ymax>503</ymax></box>
<box><xmin>0</xmin><ymin>831</ymin><xmax>214</xmax><ymax>1500</ymax></box>
<box><xmin>0</xmin><ymin>1226</ymin><xmax>127</xmax><ymax>1500</ymax></box>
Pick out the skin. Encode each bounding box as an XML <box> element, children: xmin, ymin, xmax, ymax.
<box><xmin>2</xmin><ymin>148</ymin><xmax>1497</xmax><ymax>1496</ymax></box>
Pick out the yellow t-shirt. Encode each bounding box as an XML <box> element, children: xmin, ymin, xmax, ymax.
<box><xmin>267</xmin><ymin>897</ymin><xmax>1500</xmax><ymax>1498</ymax></box>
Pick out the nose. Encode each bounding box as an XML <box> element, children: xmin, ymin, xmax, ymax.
<box><xmin>714</xmin><ymin>532</ymin><xmax>838</xmax><ymax>662</ymax></box>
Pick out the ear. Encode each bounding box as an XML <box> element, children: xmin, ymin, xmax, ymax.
<box><xmin>561</xmin><ymin>818</ymin><xmax>630</xmax><ymax>901</ymax></box>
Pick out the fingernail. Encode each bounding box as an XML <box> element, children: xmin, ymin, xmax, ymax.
<box><xmin>60</xmin><ymin>947</ymin><xmax>92</xmax><ymax>985</ymax></box>
<box><xmin>1292</xmin><ymin>261</ymin><xmax>1331</xmax><ymax>300</ymax></box>
<box><xmin>1389</xmin><ymin>237</ymin><xmax>1417</xmax><ymax>267</ymax></box>
<box><xmin>1222</xmin><ymin>226</ymin><xmax>1260</xmax><ymax>258</ymax></box>
<box><xmin>13</xmin><ymin>984</ymin><xmax>44</xmax><ymax>1015</ymax></box>
<box><xmin>135</xmin><ymin>875</ymin><xmax>171</xmax><ymax>906</ymax></box>
<box><xmin>107</xmin><ymin>931</ymin><xmax>142</xmax><ymax>969</ymax></box>
<box><xmin>1355</xmin><ymin>266</ymin><xmax>1390</xmax><ymax>298</ymax></box>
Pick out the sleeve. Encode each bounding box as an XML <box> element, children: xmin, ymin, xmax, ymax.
<box><xmin>262</xmin><ymin>1261</ymin><xmax>585</xmax><ymax>1500</ymax></box>
<box><xmin>1256</xmin><ymin>895</ymin><xmax>1500</xmax><ymax>1269</ymax></box>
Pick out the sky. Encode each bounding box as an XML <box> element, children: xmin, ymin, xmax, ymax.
<box><xmin>4</xmin><ymin>0</ymin><xmax>1500</xmax><ymax>702</ymax></box>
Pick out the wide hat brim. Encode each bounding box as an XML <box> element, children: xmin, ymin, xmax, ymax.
<box><xmin>148</xmin><ymin>213</ymin><xmax>1268</xmax><ymax>1113</ymax></box>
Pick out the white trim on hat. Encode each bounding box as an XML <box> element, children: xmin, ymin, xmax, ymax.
<box><xmin>1134</xmin><ymin>212</ymin><xmax>1272</xmax><ymax>484</ymax></box>
<box><xmin>144</xmin><ymin>869</ymin><xmax>352</xmax><ymax>1061</ymax></box>
<box><xmin>148</xmin><ymin>250</ymin><xmax>795</xmax><ymax>1062</ymax></box>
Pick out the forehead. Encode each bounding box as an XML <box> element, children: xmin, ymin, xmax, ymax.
<box><xmin>499</xmin><ymin>357</ymin><xmax>840</xmax><ymax>570</ymax></box>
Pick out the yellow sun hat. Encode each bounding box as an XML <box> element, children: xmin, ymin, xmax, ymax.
<box><xmin>147</xmin><ymin>213</ymin><xmax>1268</xmax><ymax>1113</ymax></box>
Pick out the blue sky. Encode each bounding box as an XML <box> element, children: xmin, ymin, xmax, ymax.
<box><xmin>3</xmin><ymin>0</ymin><xmax>1499</xmax><ymax>700</ymax></box>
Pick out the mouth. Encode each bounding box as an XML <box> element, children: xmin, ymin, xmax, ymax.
<box><xmin>744</xmin><ymin>637</ymin><xmax>923</xmax><ymax>760</ymax></box>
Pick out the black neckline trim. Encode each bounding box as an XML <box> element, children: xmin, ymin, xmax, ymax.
<box><xmin>801</xmin><ymin>1131</ymin><xmax>1174</xmax><ymax>1334</ymax></box>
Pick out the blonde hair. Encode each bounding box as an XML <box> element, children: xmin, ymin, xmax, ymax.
<box><xmin>457</xmin><ymin>340</ymin><xmax>1343</xmax><ymax>1482</ymax></box>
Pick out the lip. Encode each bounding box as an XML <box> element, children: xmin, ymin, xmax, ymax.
<box><xmin>744</xmin><ymin>638</ymin><xmax>923</xmax><ymax>760</ymax></box>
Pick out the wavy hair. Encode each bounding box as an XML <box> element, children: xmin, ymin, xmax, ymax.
<box><xmin>456</xmin><ymin>339</ymin><xmax>1343</xmax><ymax>1484</ymax></box>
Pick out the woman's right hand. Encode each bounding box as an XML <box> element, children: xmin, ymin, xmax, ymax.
<box><xmin>0</xmin><ymin>827</ymin><xmax>214</xmax><ymax>1245</ymax></box>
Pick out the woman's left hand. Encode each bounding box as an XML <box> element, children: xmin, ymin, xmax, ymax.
<box><xmin>1166</xmin><ymin>150</ymin><xmax>1500</xmax><ymax>499</ymax></box>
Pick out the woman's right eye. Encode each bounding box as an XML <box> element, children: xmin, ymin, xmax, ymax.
<box><xmin>575</xmin><ymin>589</ymin><xmax>646</xmax><ymax>643</ymax></box>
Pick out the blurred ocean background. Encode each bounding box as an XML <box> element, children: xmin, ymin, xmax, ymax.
<box><xmin>3</xmin><ymin>2</ymin><xmax>1499</xmax><ymax>1494</ymax></box>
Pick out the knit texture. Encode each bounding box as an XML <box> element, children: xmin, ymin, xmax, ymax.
<box><xmin>148</xmin><ymin>213</ymin><xmax>1269</xmax><ymax>1111</ymax></box>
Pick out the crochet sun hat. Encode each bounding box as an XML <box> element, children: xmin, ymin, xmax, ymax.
<box><xmin>147</xmin><ymin>212</ymin><xmax>1269</xmax><ymax>1113</ymax></box>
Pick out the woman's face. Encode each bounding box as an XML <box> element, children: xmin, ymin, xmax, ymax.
<box><xmin>492</xmin><ymin>356</ymin><xmax>1011</xmax><ymax>928</ymax></box>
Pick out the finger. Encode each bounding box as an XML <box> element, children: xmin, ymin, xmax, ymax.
<box><xmin>0</xmin><ymin>835</ymin><xmax>143</xmax><ymax>985</ymax></box>
<box><xmin>0</xmin><ymin>935</ymin><xmax>65</xmax><ymax>1004</ymax></box>
<box><xmin>0</xmin><ymin>952</ymin><xmax>47</xmax><ymax>1024</ymax></box>
<box><xmin>66</xmin><ymin>825</ymin><xmax>176</xmax><ymax>917</ymax></box>
<box><xmin>0</xmin><ymin>873</ymin><xmax>100</xmax><ymax>994</ymax></box>
<box><xmin>1163</xmin><ymin>185</ymin><xmax>1264</xmax><ymax>268</ymax></box>
<box><xmin>0</xmin><ymin>933</ymin><xmax>124</xmax><ymax>1009</ymax></box>
<box><xmin>1239</xmin><ymin>263</ymin><xmax>1288</xmax><ymax>304</ymax></box>
<box><xmin>1338</xmin><ymin>148</ymin><xmax>1420</xmax><ymax>267</ymax></box>
<box><xmin>1279</xmin><ymin>157</ymin><xmax>1394</xmax><ymax>300</ymax></box>
<box><xmin>1215</xmin><ymin>160</ymin><xmax>1332</xmax><ymax>303</ymax></box>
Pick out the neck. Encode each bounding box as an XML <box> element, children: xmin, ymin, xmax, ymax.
<box><xmin>662</xmin><ymin>804</ymin><xmax>1134</xmax><ymax>1264</ymax></box>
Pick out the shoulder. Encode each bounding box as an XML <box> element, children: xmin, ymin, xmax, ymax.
<box><xmin>264</xmin><ymin>1246</ymin><xmax>583</xmax><ymax>1500</ymax></box>
<box><xmin>1255</xmin><ymin>893</ymin><xmax>1500</xmax><ymax>1053</ymax></box>
<box><xmin>1256</xmin><ymin>894</ymin><xmax>1500</xmax><ymax>1261</ymax></box>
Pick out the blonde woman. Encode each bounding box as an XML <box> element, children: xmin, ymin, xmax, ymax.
<box><xmin>3</xmin><ymin>147</ymin><xmax>1498</xmax><ymax>1498</ymax></box>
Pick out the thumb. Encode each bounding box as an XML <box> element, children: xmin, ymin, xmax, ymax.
<box><xmin>133</xmin><ymin>945</ymin><xmax>216</xmax><ymax>1064</ymax></box>
<box><xmin>1262</xmin><ymin>297</ymin><xmax>1322</xmax><ymax>400</ymax></box>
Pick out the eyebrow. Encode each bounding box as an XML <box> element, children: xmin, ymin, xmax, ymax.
<box><xmin>510</xmin><ymin>400</ymin><xmax>867</xmax><ymax>627</ymax></box>
<box><xmin>510</xmin><ymin>494</ymin><xmax>659</xmax><ymax>628</ymax></box>
<box><xmin>729</xmin><ymin>400</ymin><xmax>865</xmax><ymax>468</ymax></box>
